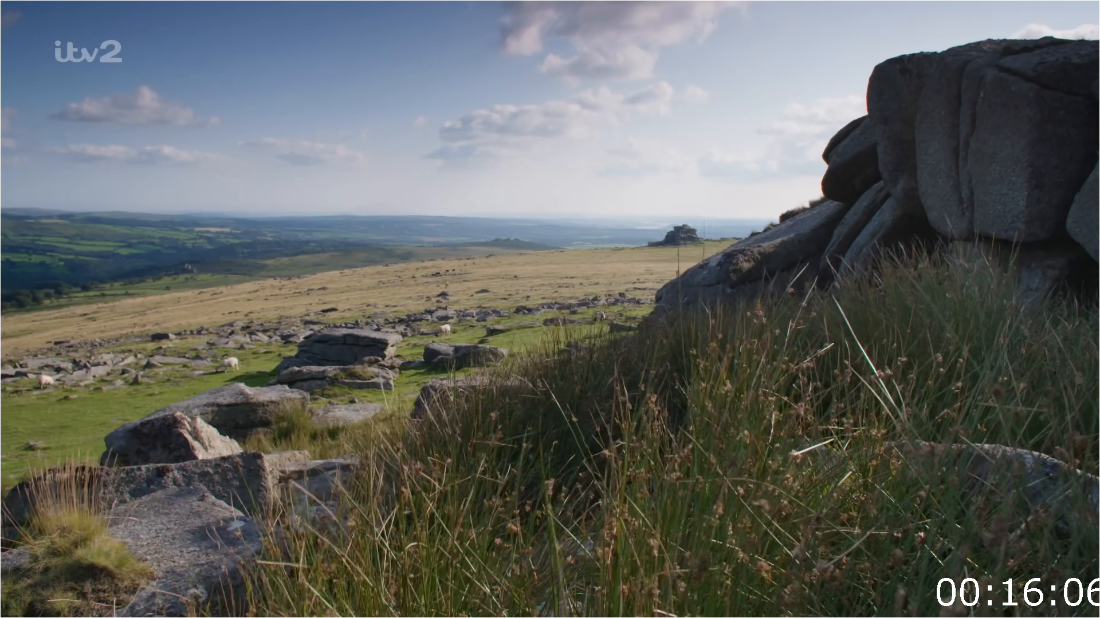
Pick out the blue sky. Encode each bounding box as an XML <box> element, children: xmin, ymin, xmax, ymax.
<box><xmin>1</xmin><ymin>2</ymin><xmax>1096</xmax><ymax>219</ymax></box>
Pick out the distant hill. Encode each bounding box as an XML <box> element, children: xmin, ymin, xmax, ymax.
<box><xmin>451</xmin><ymin>238</ymin><xmax>560</xmax><ymax>251</ymax></box>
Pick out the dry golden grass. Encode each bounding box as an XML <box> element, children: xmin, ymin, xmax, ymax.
<box><xmin>1</xmin><ymin>242</ymin><xmax>732</xmax><ymax>356</ymax></box>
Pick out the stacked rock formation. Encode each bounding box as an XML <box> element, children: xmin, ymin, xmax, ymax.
<box><xmin>656</xmin><ymin>37</ymin><xmax>1098</xmax><ymax>313</ymax></box>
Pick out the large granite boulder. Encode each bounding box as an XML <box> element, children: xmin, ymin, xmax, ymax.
<box><xmin>1067</xmin><ymin>165</ymin><xmax>1099</xmax><ymax>262</ymax></box>
<box><xmin>101</xmin><ymin>412</ymin><xmax>242</xmax><ymax>467</ymax></box>
<box><xmin>819</xmin><ymin>181</ymin><xmax>891</xmax><ymax>279</ymax></box>
<box><xmin>969</xmin><ymin>70</ymin><xmax>1098</xmax><ymax>242</ymax></box>
<box><xmin>916</xmin><ymin>38</ymin><xmax>1072</xmax><ymax>238</ymax></box>
<box><xmin>867</xmin><ymin>52</ymin><xmax>938</xmax><ymax>216</ymax></box>
<box><xmin>105</xmin><ymin>383</ymin><xmax>309</xmax><ymax>442</ymax></box>
<box><xmin>113</xmin><ymin>488</ymin><xmax>262</xmax><ymax>617</ymax></box>
<box><xmin>654</xmin><ymin>200</ymin><xmax>849</xmax><ymax>313</ymax></box>
<box><xmin>292</xmin><ymin>328</ymin><xmax>402</xmax><ymax>366</ymax></box>
<box><xmin>820</xmin><ymin>116</ymin><xmax>880</xmax><ymax>205</ymax></box>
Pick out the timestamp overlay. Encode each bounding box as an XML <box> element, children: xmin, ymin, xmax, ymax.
<box><xmin>938</xmin><ymin>577</ymin><xmax>1100</xmax><ymax>611</ymax></box>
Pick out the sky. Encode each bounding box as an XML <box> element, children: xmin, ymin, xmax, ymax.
<box><xmin>1</xmin><ymin>2</ymin><xmax>1097</xmax><ymax>220</ymax></box>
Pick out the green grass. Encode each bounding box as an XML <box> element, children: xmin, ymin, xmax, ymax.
<box><xmin>242</xmin><ymin>247</ymin><xmax>1098</xmax><ymax>616</ymax></box>
<box><xmin>0</xmin><ymin>305</ymin><xmax>644</xmax><ymax>490</ymax></box>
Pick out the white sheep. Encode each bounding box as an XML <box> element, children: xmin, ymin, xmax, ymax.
<box><xmin>37</xmin><ymin>374</ymin><xmax>55</xmax><ymax>388</ymax></box>
<box><xmin>437</xmin><ymin>324</ymin><xmax>452</xmax><ymax>336</ymax></box>
<box><xmin>220</xmin><ymin>357</ymin><xmax>240</xmax><ymax>372</ymax></box>
<box><xmin>594</xmin><ymin>311</ymin><xmax>608</xmax><ymax>321</ymax></box>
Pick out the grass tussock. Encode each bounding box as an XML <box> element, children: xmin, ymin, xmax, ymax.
<box><xmin>2</xmin><ymin>475</ymin><xmax>154</xmax><ymax>617</ymax></box>
<box><xmin>240</xmin><ymin>247</ymin><xmax>1095</xmax><ymax>615</ymax></box>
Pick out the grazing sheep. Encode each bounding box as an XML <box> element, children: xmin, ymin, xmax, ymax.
<box><xmin>36</xmin><ymin>374</ymin><xmax>55</xmax><ymax>388</ymax></box>
<box><xmin>220</xmin><ymin>357</ymin><xmax>240</xmax><ymax>372</ymax></box>
<box><xmin>437</xmin><ymin>324</ymin><xmax>452</xmax><ymax>336</ymax></box>
<box><xmin>594</xmin><ymin>311</ymin><xmax>608</xmax><ymax>321</ymax></box>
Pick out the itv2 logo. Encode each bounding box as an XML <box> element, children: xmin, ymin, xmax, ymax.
<box><xmin>55</xmin><ymin>40</ymin><xmax>122</xmax><ymax>63</ymax></box>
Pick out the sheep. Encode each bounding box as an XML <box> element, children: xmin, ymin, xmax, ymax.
<box><xmin>36</xmin><ymin>374</ymin><xmax>55</xmax><ymax>388</ymax></box>
<box><xmin>220</xmin><ymin>357</ymin><xmax>240</xmax><ymax>372</ymax></box>
<box><xmin>437</xmin><ymin>324</ymin><xmax>452</xmax><ymax>336</ymax></box>
<box><xmin>594</xmin><ymin>311</ymin><xmax>608</xmax><ymax>321</ymax></box>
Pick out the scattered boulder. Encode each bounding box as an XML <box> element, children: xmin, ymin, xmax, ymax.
<box><xmin>150</xmin><ymin>333</ymin><xmax>176</xmax><ymax>342</ymax></box>
<box><xmin>105</xmin><ymin>383</ymin><xmax>309</xmax><ymax>442</ymax></box>
<box><xmin>608</xmin><ymin>322</ymin><xmax>638</xmax><ymax>333</ymax></box>
<box><xmin>423</xmin><ymin>343</ymin><xmax>508</xmax><ymax>368</ymax></box>
<box><xmin>101</xmin><ymin>412</ymin><xmax>243</xmax><ymax>467</ymax></box>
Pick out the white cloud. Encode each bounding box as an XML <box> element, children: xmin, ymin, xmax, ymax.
<box><xmin>2</xmin><ymin>107</ymin><xmax>28</xmax><ymax>163</ymax></box>
<box><xmin>430</xmin><ymin>82</ymin><xmax>678</xmax><ymax>165</ymax></box>
<box><xmin>702</xmin><ymin>94</ymin><xmax>864</xmax><ymax>181</ymax></box>
<box><xmin>241</xmin><ymin>138</ymin><xmax>369</xmax><ymax>166</ymax></box>
<box><xmin>1012</xmin><ymin>23</ymin><xmax>1098</xmax><ymax>40</ymax></box>
<box><xmin>1</xmin><ymin>107</ymin><xmax>16</xmax><ymax>133</ymax></box>
<box><xmin>52</xmin><ymin>86</ymin><xmax>219</xmax><ymax>127</ymax></box>
<box><xmin>413</xmin><ymin>115</ymin><xmax>429</xmax><ymax>129</ymax></box>
<box><xmin>502</xmin><ymin>1</ymin><xmax>739</xmax><ymax>80</ymax></box>
<box><xmin>47</xmin><ymin>143</ymin><xmax>219</xmax><ymax>164</ymax></box>
<box><xmin>602</xmin><ymin>138</ymin><xmax>691</xmax><ymax>176</ymax></box>
<box><xmin>683</xmin><ymin>84</ymin><xmax>711</xmax><ymax>103</ymax></box>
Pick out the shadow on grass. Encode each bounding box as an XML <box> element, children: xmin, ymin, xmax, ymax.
<box><xmin>222</xmin><ymin>371</ymin><xmax>275</xmax><ymax>388</ymax></box>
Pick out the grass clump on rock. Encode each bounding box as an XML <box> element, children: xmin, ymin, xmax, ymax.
<box><xmin>243</xmin><ymin>247</ymin><xmax>1097</xmax><ymax>616</ymax></box>
<box><xmin>2</xmin><ymin>490</ymin><xmax>154</xmax><ymax>616</ymax></box>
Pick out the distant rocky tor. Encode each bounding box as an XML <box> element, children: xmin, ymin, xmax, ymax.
<box><xmin>649</xmin><ymin>224</ymin><xmax>702</xmax><ymax>247</ymax></box>
<box><xmin>655</xmin><ymin>37</ymin><xmax>1098</xmax><ymax>314</ymax></box>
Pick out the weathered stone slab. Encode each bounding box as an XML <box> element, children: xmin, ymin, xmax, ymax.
<box><xmin>112</xmin><ymin>488</ymin><xmax>262</xmax><ymax>617</ymax></box>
